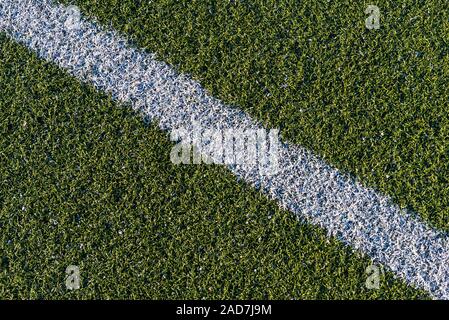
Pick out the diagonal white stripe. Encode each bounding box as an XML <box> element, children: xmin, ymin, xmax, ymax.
<box><xmin>1</xmin><ymin>0</ymin><xmax>448</xmax><ymax>298</ymax></box>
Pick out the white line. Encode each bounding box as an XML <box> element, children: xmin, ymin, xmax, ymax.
<box><xmin>1</xmin><ymin>0</ymin><xmax>449</xmax><ymax>298</ymax></box>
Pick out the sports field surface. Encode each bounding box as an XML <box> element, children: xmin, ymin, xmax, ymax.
<box><xmin>0</xmin><ymin>0</ymin><xmax>448</xmax><ymax>299</ymax></box>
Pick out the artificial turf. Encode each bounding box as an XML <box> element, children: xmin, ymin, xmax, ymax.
<box><xmin>0</xmin><ymin>32</ymin><xmax>428</xmax><ymax>299</ymax></box>
<box><xmin>59</xmin><ymin>0</ymin><xmax>449</xmax><ymax>231</ymax></box>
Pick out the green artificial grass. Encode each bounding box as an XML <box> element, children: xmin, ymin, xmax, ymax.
<box><xmin>59</xmin><ymin>0</ymin><xmax>449</xmax><ymax>231</ymax></box>
<box><xmin>0</xmin><ymin>33</ymin><xmax>428</xmax><ymax>299</ymax></box>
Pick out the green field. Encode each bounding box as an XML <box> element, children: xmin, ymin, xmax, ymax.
<box><xmin>61</xmin><ymin>0</ymin><xmax>449</xmax><ymax>231</ymax></box>
<box><xmin>0</xmin><ymin>32</ymin><xmax>427</xmax><ymax>299</ymax></box>
<box><xmin>2</xmin><ymin>0</ymin><xmax>448</xmax><ymax>299</ymax></box>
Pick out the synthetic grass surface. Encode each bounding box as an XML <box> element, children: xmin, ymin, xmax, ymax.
<box><xmin>60</xmin><ymin>0</ymin><xmax>449</xmax><ymax>231</ymax></box>
<box><xmin>0</xmin><ymin>33</ymin><xmax>428</xmax><ymax>299</ymax></box>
